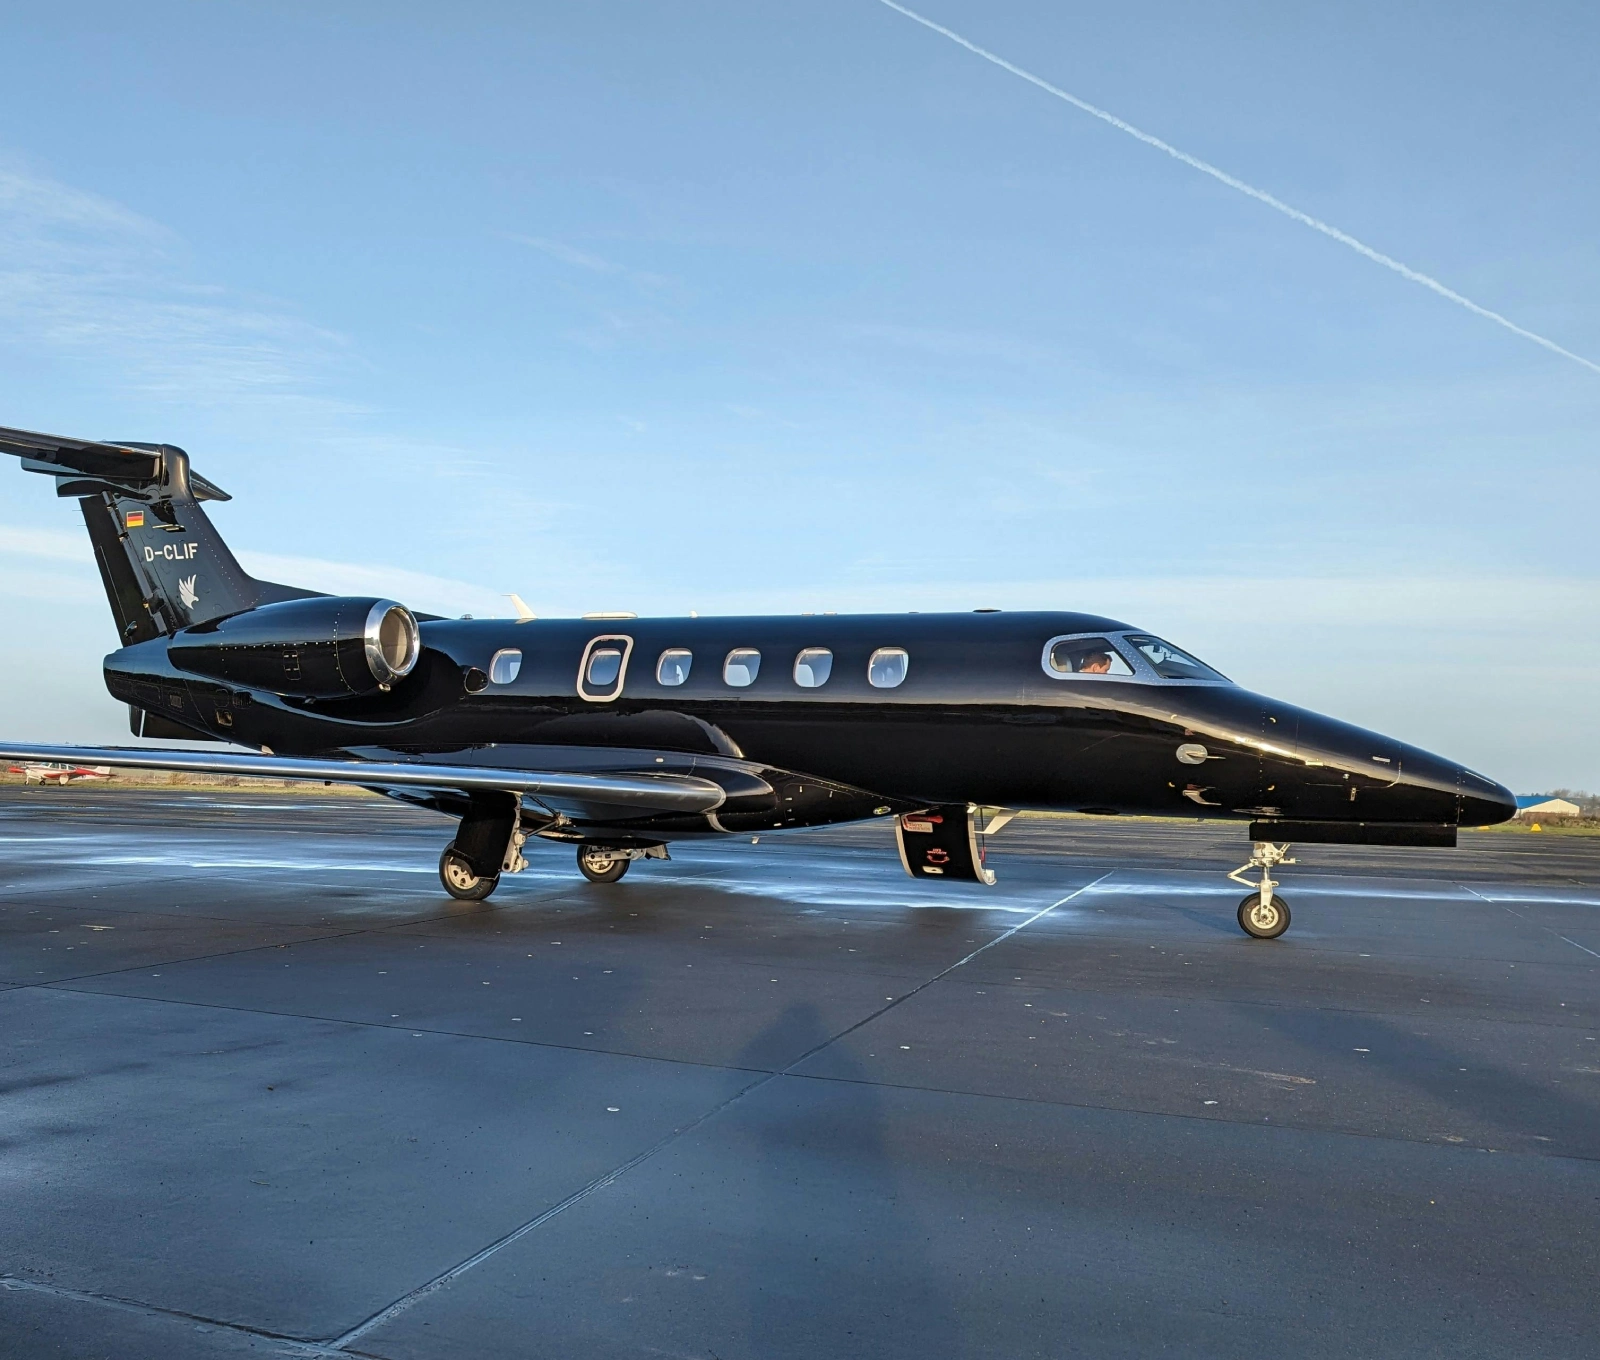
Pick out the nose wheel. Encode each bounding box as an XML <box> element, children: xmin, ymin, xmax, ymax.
<box><xmin>1228</xmin><ymin>841</ymin><xmax>1295</xmax><ymax>939</ymax></box>
<box><xmin>1237</xmin><ymin>891</ymin><xmax>1290</xmax><ymax>938</ymax></box>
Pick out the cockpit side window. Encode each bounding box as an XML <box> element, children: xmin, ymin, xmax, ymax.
<box><xmin>1045</xmin><ymin>635</ymin><xmax>1134</xmax><ymax>678</ymax></box>
<box><xmin>1124</xmin><ymin>634</ymin><xmax>1227</xmax><ymax>682</ymax></box>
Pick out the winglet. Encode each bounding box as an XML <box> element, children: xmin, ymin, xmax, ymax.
<box><xmin>506</xmin><ymin>594</ymin><xmax>536</xmax><ymax>621</ymax></box>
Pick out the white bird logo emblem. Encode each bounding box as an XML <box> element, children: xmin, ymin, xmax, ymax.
<box><xmin>178</xmin><ymin>575</ymin><xmax>199</xmax><ymax>609</ymax></box>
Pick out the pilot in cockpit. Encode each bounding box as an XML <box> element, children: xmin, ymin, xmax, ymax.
<box><xmin>1078</xmin><ymin>650</ymin><xmax>1114</xmax><ymax>674</ymax></box>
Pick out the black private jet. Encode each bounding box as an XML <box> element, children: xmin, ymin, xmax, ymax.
<box><xmin>0</xmin><ymin>426</ymin><xmax>1516</xmax><ymax>937</ymax></box>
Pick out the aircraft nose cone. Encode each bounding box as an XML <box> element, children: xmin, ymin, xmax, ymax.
<box><xmin>1458</xmin><ymin>769</ymin><xmax>1517</xmax><ymax>827</ymax></box>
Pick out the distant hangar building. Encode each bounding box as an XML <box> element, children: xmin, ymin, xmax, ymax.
<box><xmin>1515</xmin><ymin>795</ymin><xmax>1580</xmax><ymax>819</ymax></box>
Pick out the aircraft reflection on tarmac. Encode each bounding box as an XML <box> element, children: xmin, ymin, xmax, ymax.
<box><xmin>0</xmin><ymin>425</ymin><xmax>1516</xmax><ymax>938</ymax></box>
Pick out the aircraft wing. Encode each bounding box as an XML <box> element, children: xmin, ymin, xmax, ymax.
<box><xmin>0</xmin><ymin>743</ymin><xmax>726</xmax><ymax>818</ymax></box>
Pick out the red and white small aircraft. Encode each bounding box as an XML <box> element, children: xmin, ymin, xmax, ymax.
<box><xmin>8</xmin><ymin>762</ymin><xmax>114</xmax><ymax>786</ymax></box>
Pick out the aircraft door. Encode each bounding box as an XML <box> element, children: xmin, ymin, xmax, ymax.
<box><xmin>1259</xmin><ymin>704</ymin><xmax>1294</xmax><ymax>815</ymax></box>
<box><xmin>577</xmin><ymin>635</ymin><xmax>634</xmax><ymax>703</ymax></box>
<box><xmin>894</xmin><ymin>804</ymin><xmax>997</xmax><ymax>885</ymax></box>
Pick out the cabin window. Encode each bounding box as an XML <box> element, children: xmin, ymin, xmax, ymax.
<box><xmin>868</xmin><ymin>647</ymin><xmax>909</xmax><ymax>688</ymax></box>
<box><xmin>724</xmin><ymin>649</ymin><xmax>761</xmax><ymax>687</ymax></box>
<box><xmin>488</xmin><ymin>649</ymin><xmax>522</xmax><ymax>685</ymax></box>
<box><xmin>576</xmin><ymin>634</ymin><xmax>633</xmax><ymax>702</ymax></box>
<box><xmin>1046</xmin><ymin>636</ymin><xmax>1134</xmax><ymax>678</ymax></box>
<box><xmin>794</xmin><ymin>648</ymin><xmax>833</xmax><ymax>688</ymax></box>
<box><xmin>657</xmin><ymin>648</ymin><xmax>692</xmax><ymax>686</ymax></box>
<box><xmin>587</xmin><ymin>648</ymin><xmax>623</xmax><ymax>688</ymax></box>
<box><xmin>1124</xmin><ymin>634</ymin><xmax>1227</xmax><ymax>682</ymax></box>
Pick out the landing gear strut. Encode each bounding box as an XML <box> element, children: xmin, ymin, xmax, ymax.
<box><xmin>437</xmin><ymin>790</ymin><xmax>527</xmax><ymax>902</ymax></box>
<box><xmin>1228</xmin><ymin>841</ymin><xmax>1294</xmax><ymax>939</ymax></box>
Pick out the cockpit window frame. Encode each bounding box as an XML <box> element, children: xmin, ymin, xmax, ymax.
<box><xmin>1040</xmin><ymin>631</ymin><xmax>1229</xmax><ymax>686</ymax></box>
<box><xmin>1041</xmin><ymin>634</ymin><xmax>1136</xmax><ymax>681</ymax></box>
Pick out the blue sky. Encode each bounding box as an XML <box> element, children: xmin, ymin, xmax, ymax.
<box><xmin>0</xmin><ymin>1</ymin><xmax>1595</xmax><ymax>791</ymax></box>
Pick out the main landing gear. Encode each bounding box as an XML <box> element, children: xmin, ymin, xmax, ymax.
<box><xmin>437</xmin><ymin>792</ymin><xmax>527</xmax><ymax>902</ymax></box>
<box><xmin>578</xmin><ymin>843</ymin><xmax>629</xmax><ymax>884</ymax></box>
<box><xmin>434</xmin><ymin>785</ymin><xmax>674</xmax><ymax>900</ymax></box>
<box><xmin>1228</xmin><ymin>841</ymin><xmax>1295</xmax><ymax>939</ymax></box>
<box><xmin>576</xmin><ymin>843</ymin><xmax>669</xmax><ymax>884</ymax></box>
<box><xmin>439</xmin><ymin>844</ymin><xmax>498</xmax><ymax>901</ymax></box>
<box><xmin>438</xmin><ymin>840</ymin><xmax>664</xmax><ymax>897</ymax></box>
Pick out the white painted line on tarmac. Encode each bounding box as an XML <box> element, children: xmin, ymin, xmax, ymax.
<box><xmin>1462</xmin><ymin>884</ymin><xmax>1600</xmax><ymax>958</ymax></box>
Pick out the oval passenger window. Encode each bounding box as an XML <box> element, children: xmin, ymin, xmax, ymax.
<box><xmin>488</xmin><ymin>649</ymin><xmax>522</xmax><ymax>685</ymax></box>
<box><xmin>577</xmin><ymin>635</ymin><xmax>632</xmax><ymax>702</ymax></box>
<box><xmin>587</xmin><ymin>648</ymin><xmax>623</xmax><ymax>688</ymax></box>
<box><xmin>724</xmin><ymin>649</ymin><xmax>761</xmax><ymax>688</ymax></box>
<box><xmin>657</xmin><ymin>648</ymin><xmax>692</xmax><ymax>686</ymax></box>
<box><xmin>868</xmin><ymin>647</ymin><xmax>908</xmax><ymax>689</ymax></box>
<box><xmin>793</xmin><ymin>648</ymin><xmax>832</xmax><ymax>688</ymax></box>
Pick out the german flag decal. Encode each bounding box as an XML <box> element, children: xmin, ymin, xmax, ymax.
<box><xmin>124</xmin><ymin>509</ymin><xmax>145</xmax><ymax>529</ymax></box>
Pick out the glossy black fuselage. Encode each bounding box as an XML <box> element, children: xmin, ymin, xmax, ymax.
<box><xmin>102</xmin><ymin>610</ymin><xmax>1516</xmax><ymax>839</ymax></box>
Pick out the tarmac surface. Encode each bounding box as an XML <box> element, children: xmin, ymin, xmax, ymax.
<box><xmin>1</xmin><ymin>787</ymin><xmax>1597</xmax><ymax>1358</ymax></box>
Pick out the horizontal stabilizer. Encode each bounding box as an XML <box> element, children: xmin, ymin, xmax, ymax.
<box><xmin>0</xmin><ymin>426</ymin><xmax>229</xmax><ymax>500</ymax></box>
<box><xmin>0</xmin><ymin>743</ymin><xmax>726</xmax><ymax>817</ymax></box>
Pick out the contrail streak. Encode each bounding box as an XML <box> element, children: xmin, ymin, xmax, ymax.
<box><xmin>875</xmin><ymin>0</ymin><xmax>1600</xmax><ymax>377</ymax></box>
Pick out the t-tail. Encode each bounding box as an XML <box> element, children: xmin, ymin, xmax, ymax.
<box><xmin>0</xmin><ymin>425</ymin><xmax>318</xmax><ymax>642</ymax></box>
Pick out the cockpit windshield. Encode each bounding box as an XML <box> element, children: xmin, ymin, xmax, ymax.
<box><xmin>1124</xmin><ymin>635</ymin><xmax>1227</xmax><ymax>682</ymax></box>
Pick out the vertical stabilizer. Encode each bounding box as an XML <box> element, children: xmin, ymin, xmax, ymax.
<box><xmin>0</xmin><ymin>426</ymin><xmax>320</xmax><ymax>639</ymax></box>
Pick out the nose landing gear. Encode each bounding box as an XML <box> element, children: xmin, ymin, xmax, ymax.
<box><xmin>1228</xmin><ymin>841</ymin><xmax>1294</xmax><ymax>938</ymax></box>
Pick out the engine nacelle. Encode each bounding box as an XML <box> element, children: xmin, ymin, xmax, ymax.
<box><xmin>167</xmin><ymin>596</ymin><xmax>420</xmax><ymax>699</ymax></box>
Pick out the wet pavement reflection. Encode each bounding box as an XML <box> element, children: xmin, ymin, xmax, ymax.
<box><xmin>0</xmin><ymin>788</ymin><xmax>1596</xmax><ymax>1358</ymax></box>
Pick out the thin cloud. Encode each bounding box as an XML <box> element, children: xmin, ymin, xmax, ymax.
<box><xmin>0</xmin><ymin>522</ymin><xmax>96</xmax><ymax>563</ymax></box>
<box><xmin>0</xmin><ymin>161</ymin><xmax>355</xmax><ymax>408</ymax></box>
<box><xmin>504</xmin><ymin>231</ymin><xmax>676</xmax><ymax>291</ymax></box>
<box><xmin>875</xmin><ymin>0</ymin><xmax>1600</xmax><ymax>378</ymax></box>
<box><xmin>0</xmin><ymin>166</ymin><xmax>170</xmax><ymax>249</ymax></box>
<box><xmin>508</xmin><ymin>233</ymin><xmax>619</xmax><ymax>273</ymax></box>
<box><xmin>0</xmin><ymin>525</ymin><xmax>509</xmax><ymax>617</ymax></box>
<box><xmin>844</xmin><ymin>321</ymin><xmax>1057</xmax><ymax>369</ymax></box>
<box><xmin>236</xmin><ymin>550</ymin><xmax>510</xmax><ymax>619</ymax></box>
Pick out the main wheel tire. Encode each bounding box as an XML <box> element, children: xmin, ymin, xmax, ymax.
<box><xmin>1237</xmin><ymin>892</ymin><xmax>1290</xmax><ymax>939</ymax></box>
<box><xmin>440</xmin><ymin>845</ymin><xmax>498</xmax><ymax>901</ymax></box>
<box><xmin>577</xmin><ymin>844</ymin><xmax>629</xmax><ymax>884</ymax></box>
